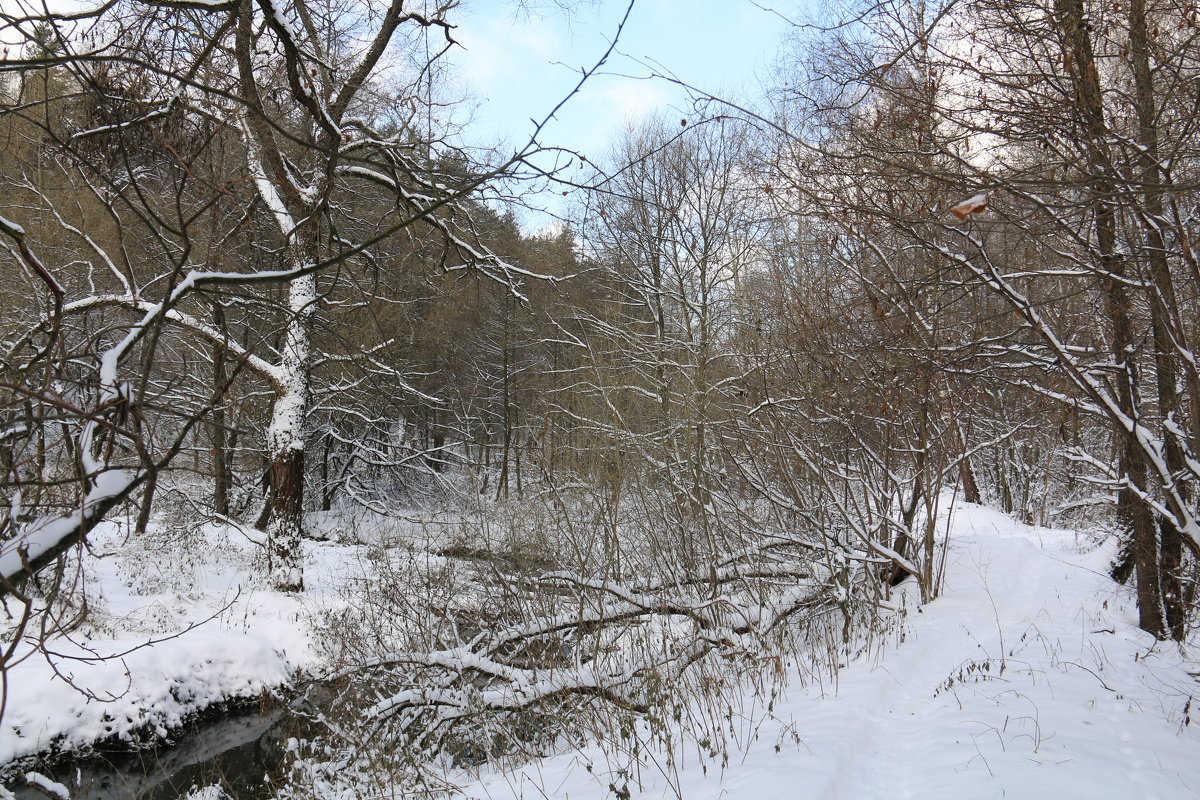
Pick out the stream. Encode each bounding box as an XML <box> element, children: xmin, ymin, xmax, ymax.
<box><xmin>8</xmin><ymin>551</ymin><xmax>516</xmax><ymax>798</ymax></box>
<box><xmin>11</xmin><ymin>704</ymin><xmax>299</xmax><ymax>800</ymax></box>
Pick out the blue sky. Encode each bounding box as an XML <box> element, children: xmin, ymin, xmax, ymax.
<box><xmin>0</xmin><ymin>0</ymin><xmax>804</xmax><ymax>224</ymax></box>
<box><xmin>444</xmin><ymin>0</ymin><xmax>805</xmax><ymax>224</ymax></box>
<box><xmin>2</xmin><ymin>0</ymin><xmax>801</xmax><ymax>160</ymax></box>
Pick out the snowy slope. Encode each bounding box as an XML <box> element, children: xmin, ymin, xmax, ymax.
<box><xmin>464</xmin><ymin>503</ymin><xmax>1200</xmax><ymax>800</ymax></box>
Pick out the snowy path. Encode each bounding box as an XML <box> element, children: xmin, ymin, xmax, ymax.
<box><xmin>466</xmin><ymin>504</ymin><xmax>1200</xmax><ymax>799</ymax></box>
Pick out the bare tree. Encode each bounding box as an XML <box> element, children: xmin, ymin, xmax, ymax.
<box><xmin>0</xmin><ymin>0</ymin><xmax>543</xmax><ymax>595</ymax></box>
<box><xmin>754</xmin><ymin>0</ymin><xmax>1200</xmax><ymax>636</ymax></box>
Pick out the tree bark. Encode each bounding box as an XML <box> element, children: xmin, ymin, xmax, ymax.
<box><xmin>264</xmin><ymin>447</ymin><xmax>305</xmax><ymax>592</ymax></box>
<box><xmin>1129</xmin><ymin>0</ymin><xmax>1187</xmax><ymax>638</ymax></box>
<box><xmin>210</xmin><ymin>303</ymin><xmax>232</xmax><ymax>517</ymax></box>
<box><xmin>1057</xmin><ymin>0</ymin><xmax>1167</xmax><ymax>637</ymax></box>
<box><xmin>260</xmin><ymin>257</ymin><xmax>316</xmax><ymax>592</ymax></box>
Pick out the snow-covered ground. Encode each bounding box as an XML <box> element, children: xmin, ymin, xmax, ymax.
<box><xmin>3</xmin><ymin>501</ymin><xmax>1198</xmax><ymax>799</ymax></box>
<box><xmin>463</xmin><ymin>503</ymin><xmax>1200</xmax><ymax>799</ymax></box>
<box><xmin>0</xmin><ymin>511</ymin><xmax>401</xmax><ymax>769</ymax></box>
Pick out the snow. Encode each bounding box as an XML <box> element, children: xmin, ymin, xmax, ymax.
<box><xmin>938</xmin><ymin>231</ymin><xmax>1200</xmax><ymax>552</ymax></box>
<box><xmin>461</xmin><ymin>501</ymin><xmax>1200</xmax><ymax>799</ymax></box>
<box><xmin>244</xmin><ymin>119</ymin><xmax>297</xmax><ymax>238</ymax></box>
<box><xmin>0</xmin><ymin>516</ymin><xmax>369</xmax><ymax>769</ymax></box>
<box><xmin>21</xmin><ymin>773</ymin><xmax>67</xmax><ymax>799</ymax></box>
<box><xmin>949</xmin><ymin>191</ymin><xmax>989</xmax><ymax>219</ymax></box>
<box><xmin>0</xmin><ymin>470</ymin><xmax>136</xmax><ymax>584</ymax></box>
<box><xmin>3</xmin><ymin>500</ymin><xmax>1198</xmax><ymax>799</ymax></box>
<box><xmin>265</xmin><ymin>268</ymin><xmax>317</xmax><ymax>462</ymax></box>
<box><xmin>61</xmin><ymin>296</ymin><xmax>282</xmax><ymax>386</ymax></box>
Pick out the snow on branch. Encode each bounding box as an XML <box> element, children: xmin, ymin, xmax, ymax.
<box><xmin>0</xmin><ymin>468</ymin><xmax>141</xmax><ymax>592</ymax></box>
<box><xmin>324</xmin><ymin>557</ymin><xmax>834</xmax><ymax>760</ymax></box>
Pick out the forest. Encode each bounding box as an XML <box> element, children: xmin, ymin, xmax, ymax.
<box><xmin>1</xmin><ymin>0</ymin><xmax>1200</xmax><ymax>797</ymax></box>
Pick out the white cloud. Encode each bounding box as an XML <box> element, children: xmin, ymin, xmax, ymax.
<box><xmin>451</xmin><ymin>8</ymin><xmax>567</xmax><ymax>97</ymax></box>
<box><xmin>596</xmin><ymin>79</ymin><xmax>669</xmax><ymax>121</ymax></box>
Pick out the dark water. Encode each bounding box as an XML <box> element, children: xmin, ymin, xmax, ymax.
<box><xmin>13</xmin><ymin>707</ymin><xmax>293</xmax><ymax>800</ymax></box>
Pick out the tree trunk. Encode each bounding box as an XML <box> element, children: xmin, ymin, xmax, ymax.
<box><xmin>260</xmin><ymin>252</ymin><xmax>316</xmax><ymax>592</ymax></box>
<box><xmin>959</xmin><ymin>458</ymin><xmax>981</xmax><ymax>505</ymax></box>
<box><xmin>210</xmin><ymin>303</ymin><xmax>232</xmax><ymax>517</ymax></box>
<box><xmin>1129</xmin><ymin>0</ymin><xmax>1187</xmax><ymax>639</ymax></box>
<box><xmin>320</xmin><ymin>431</ymin><xmax>333</xmax><ymax>512</ymax></box>
<box><xmin>135</xmin><ymin>468</ymin><xmax>157</xmax><ymax>534</ymax></box>
<box><xmin>1057</xmin><ymin>0</ymin><xmax>1167</xmax><ymax>637</ymax></box>
<box><xmin>265</xmin><ymin>447</ymin><xmax>304</xmax><ymax>592</ymax></box>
